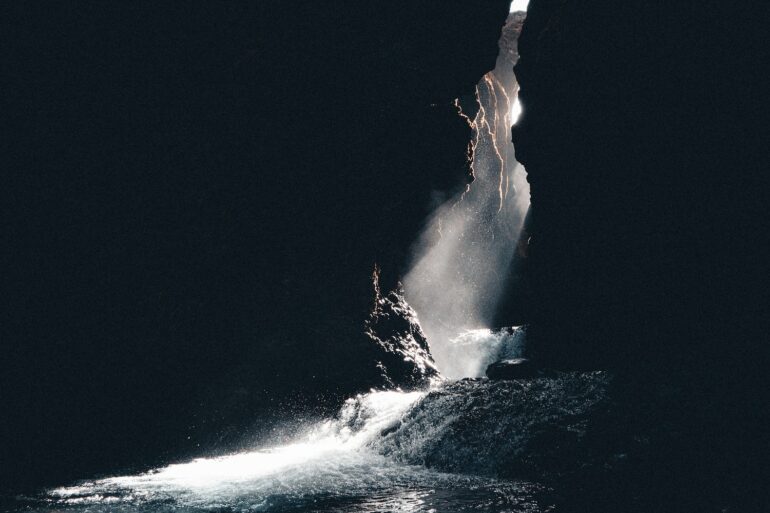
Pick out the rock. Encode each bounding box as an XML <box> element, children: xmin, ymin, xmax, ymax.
<box><xmin>365</xmin><ymin>267</ymin><xmax>439</xmax><ymax>389</ymax></box>
<box><xmin>373</xmin><ymin>372</ymin><xmax>617</xmax><ymax>480</ymax></box>
<box><xmin>486</xmin><ymin>357</ymin><xmax>540</xmax><ymax>380</ymax></box>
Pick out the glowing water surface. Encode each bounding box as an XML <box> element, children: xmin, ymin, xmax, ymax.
<box><xmin>30</xmin><ymin>389</ymin><xmax>544</xmax><ymax>513</ymax></box>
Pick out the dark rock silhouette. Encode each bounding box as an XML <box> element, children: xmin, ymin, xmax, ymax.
<box><xmin>510</xmin><ymin>1</ymin><xmax>767</xmax><ymax>510</ymax></box>
<box><xmin>365</xmin><ymin>269</ymin><xmax>438</xmax><ymax>389</ymax></box>
<box><xmin>375</xmin><ymin>373</ymin><xmax>615</xmax><ymax>480</ymax></box>
<box><xmin>513</xmin><ymin>1</ymin><xmax>766</xmax><ymax>374</ymax></box>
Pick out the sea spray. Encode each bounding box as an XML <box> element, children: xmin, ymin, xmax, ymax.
<box><xmin>403</xmin><ymin>11</ymin><xmax>529</xmax><ymax>374</ymax></box>
<box><xmin>42</xmin><ymin>387</ymin><xmax>551</xmax><ymax>512</ymax></box>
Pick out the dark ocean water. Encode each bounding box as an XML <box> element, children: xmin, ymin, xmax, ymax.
<box><xmin>7</xmin><ymin>367</ymin><xmax>611</xmax><ymax>513</ymax></box>
<box><xmin>6</xmin><ymin>389</ymin><xmax>546</xmax><ymax>513</ymax></box>
<box><xmin>12</xmin><ymin>468</ymin><xmax>545</xmax><ymax>513</ymax></box>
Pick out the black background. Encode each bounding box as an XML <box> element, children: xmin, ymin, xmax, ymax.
<box><xmin>2</xmin><ymin>1</ymin><xmax>512</xmax><ymax>491</ymax></box>
<box><xmin>2</xmin><ymin>0</ymin><xmax>766</xmax><ymax>503</ymax></box>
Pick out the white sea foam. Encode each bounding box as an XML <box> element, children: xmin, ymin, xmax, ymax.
<box><xmin>51</xmin><ymin>391</ymin><xmax>424</xmax><ymax>503</ymax></box>
<box><xmin>44</xmin><ymin>388</ymin><xmax>543</xmax><ymax>512</ymax></box>
<box><xmin>440</xmin><ymin>327</ymin><xmax>526</xmax><ymax>379</ymax></box>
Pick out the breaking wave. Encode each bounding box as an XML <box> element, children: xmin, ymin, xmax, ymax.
<box><xmin>25</xmin><ymin>368</ymin><xmax>612</xmax><ymax>513</ymax></box>
<box><xmin>35</xmin><ymin>388</ymin><xmax>549</xmax><ymax>513</ymax></box>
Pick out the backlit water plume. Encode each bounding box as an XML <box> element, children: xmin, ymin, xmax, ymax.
<box><xmin>403</xmin><ymin>11</ymin><xmax>529</xmax><ymax>379</ymax></box>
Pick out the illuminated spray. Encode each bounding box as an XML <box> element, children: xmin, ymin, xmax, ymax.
<box><xmin>403</xmin><ymin>10</ymin><xmax>529</xmax><ymax>379</ymax></box>
<box><xmin>35</xmin><ymin>7</ymin><xmax>533</xmax><ymax>510</ymax></box>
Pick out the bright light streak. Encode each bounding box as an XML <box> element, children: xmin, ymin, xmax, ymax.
<box><xmin>510</xmin><ymin>97</ymin><xmax>522</xmax><ymax>124</ymax></box>
<box><xmin>403</xmin><ymin>8</ymin><xmax>530</xmax><ymax>375</ymax></box>
<box><xmin>510</xmin><ymin>0</ymin><xmax>529</xmax><ymax>12</ymax></box>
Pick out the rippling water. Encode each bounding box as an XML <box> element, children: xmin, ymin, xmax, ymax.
<box><xmin>34</xmin><ymin>457</ymin><xmax>543</xmax><ymax>512</ymax></box>
<box><xmin>10</xmin><ymin>370</ymin><xmax>612</xmax><ymax>513</ymax></box>
<box><xmin>12</xmin><ymin>389</ymin><xmax>548</xmax><ymax>513</ymax></box>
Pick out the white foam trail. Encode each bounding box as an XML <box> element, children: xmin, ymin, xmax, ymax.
<box><xmin>52</xmin><ymin>390</ymin><xmax>425</xmax><ymax>505</ymax></box>
<box><xmin>44</xmin><ymin>387</ymin><xmax>547</xmax><ymax>512</ymax></box>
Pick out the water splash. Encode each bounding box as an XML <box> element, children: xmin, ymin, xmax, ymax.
<box><xmin>38</xmin><ymin>389</ymin><xmax>546</xmax><ymax>512</ymax></box>
<box><xmin>440</xmin><ymin>326</ymin><xmax>527</xmax><ymax>379</ymax></box>
<box><xmin>50</xmin><ymin>391</ymin><xmax>423</xmax><ymax>498</ymax></box>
